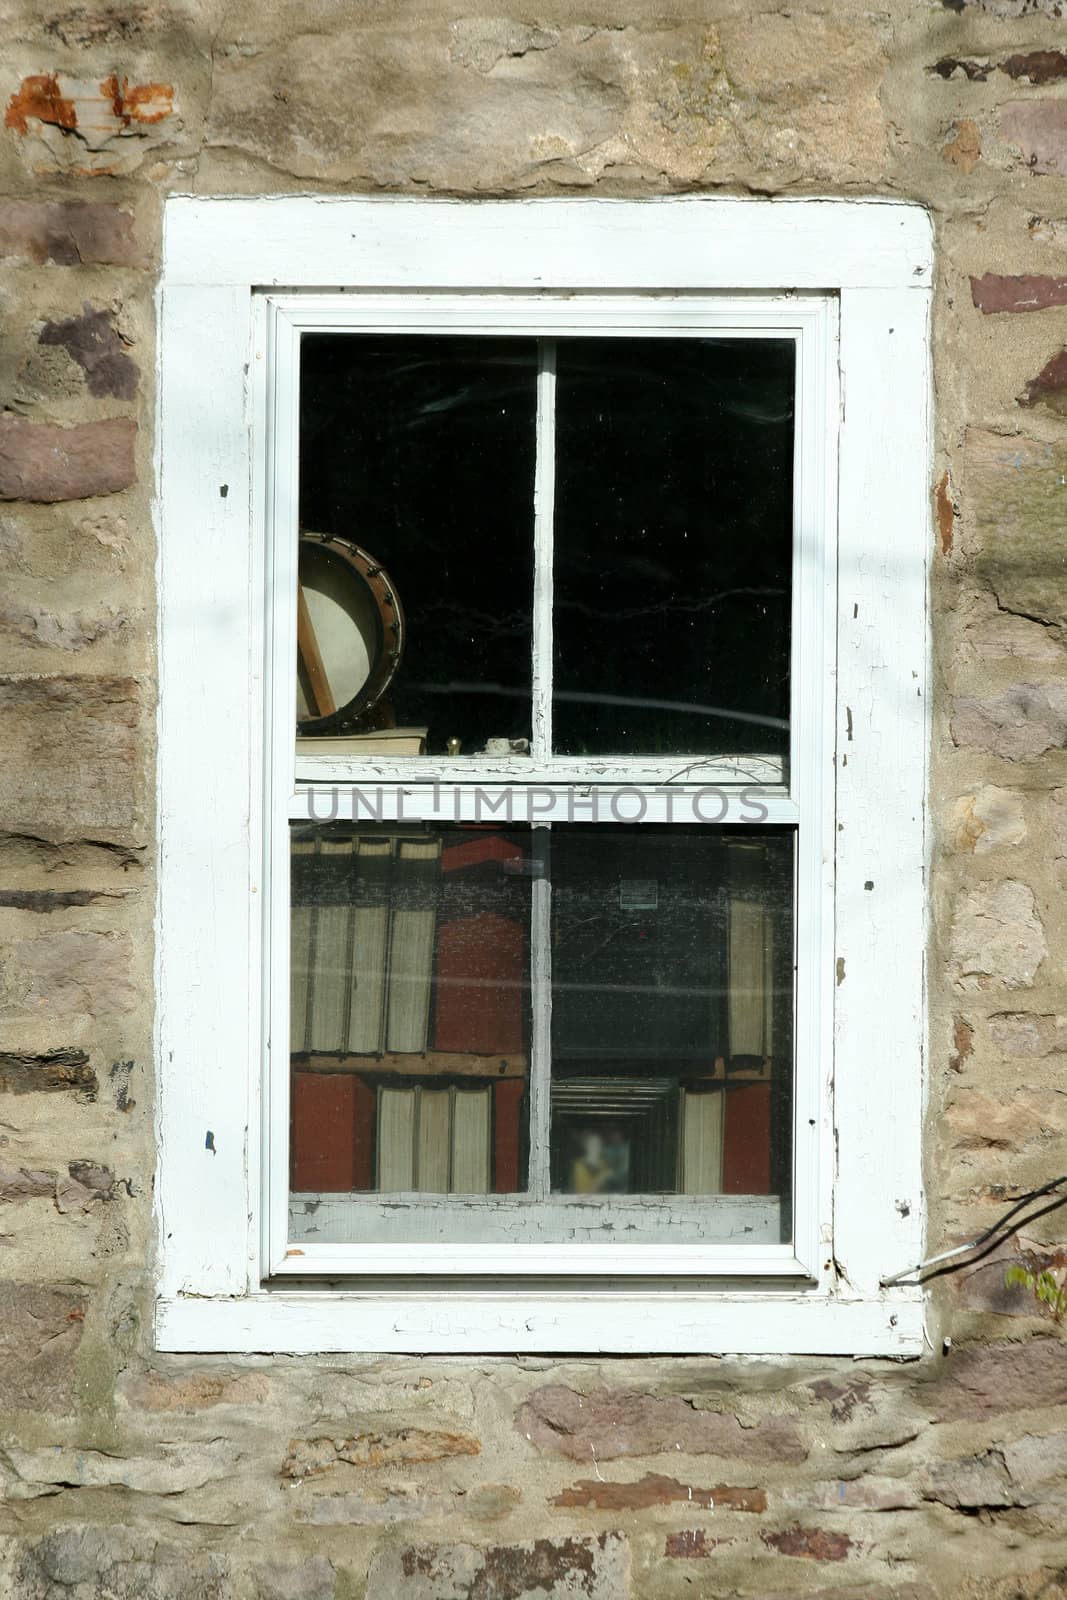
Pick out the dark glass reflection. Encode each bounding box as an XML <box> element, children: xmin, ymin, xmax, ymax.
<box><xmin>553</xmin><ymin>338</ymin><xmax>794</xmax><ymax>761</ymax></box>
<box><xmin>299</xmin><ymin>336</ymin><xmax>536</xmax><ymax>755</ymax></box>
<box><xmin>550</xmin><ymin>827</ymin><xmax>793</xmax><ymax>1199</ymax></box>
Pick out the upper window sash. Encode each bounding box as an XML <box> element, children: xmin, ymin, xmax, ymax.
<box><xmin>261</xmin><ymin>294</ymin><xmax>834</xmax><ymax>800</ymax></box>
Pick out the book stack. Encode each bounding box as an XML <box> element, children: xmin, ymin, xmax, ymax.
<box><xmin>290</xmin><ymin>832</ymin><xmax>441</xmax><ymax>1056</ymax></box>
<box><xmin>376</xmin><ymin>1084</ymin><xmax>492</xmax><ymax>1193</ymax></box>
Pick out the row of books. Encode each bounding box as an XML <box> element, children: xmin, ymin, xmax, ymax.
<box><xmin>290</xmin><ymin>832</ymin><xmax>779</xmax><ymax>1062</ymax></box>
<box><xmin>290</xmin><ymin>1073</ymin><xmax>771</xmax><ymax>1196</ymax></box>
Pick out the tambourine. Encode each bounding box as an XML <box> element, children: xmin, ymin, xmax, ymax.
<box><xmin>296</xmin><ymin>531</ymin><xmax>405</xmax><ymax>734</ymax></box>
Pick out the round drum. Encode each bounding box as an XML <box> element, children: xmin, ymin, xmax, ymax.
<box><xmin>296</xmin><ymin>532</ymin><xmax>405</xmax><ymax>734</ymax></box>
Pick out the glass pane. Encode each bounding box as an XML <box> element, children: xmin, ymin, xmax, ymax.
<box><xmin>289</xmin><ymin>822</ymin><xmax>532</xmax><ymax>1197</ymax></box>
<box><xmin>552</xmin><ymin>338</ymin><xmax>794</xmax><ymax>762</ymax></box>
<box><xmin>550</xmin><ymin>826</ymin><xmax>793</xmax><ymax>1205</ymax></box>
<box><xmin>298</xmin><ymin>336</ymin><xmax>536</xmax><ymax>757</ymax></box>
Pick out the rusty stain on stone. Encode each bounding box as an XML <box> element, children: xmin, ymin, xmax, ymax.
<box><xmin>762</xmin><ymin>1526</ymin><xmax>855</xmax><ymax>1561</ymax></box>
<box><xmin>971</xmin><ymin>274</ymin><xmax>1067</xmax><ymax>314</ymax></box>
<box><xmin>4</xmin><ymin>73</ymin><xmax>77</xmax><ymax>135</ymax></box>
<box><xmin>0</xmin><ymin>1048</ymin><xmax>97</xmax><ymax>1098</ymax></box>
<box><xmin>935</xmin><ymin>471</ymin><xmax>955</xmax><ymax>554</ymax></box>
<box><xmin>664</xmin><ymin>1529</ymin><xmax>719</xmax><ymax>1557</ymax></box>
<box><xmin>283</xmin><ymin>1427</ymin><xmax>480</xmax><ymax>1478</ymax></box>
<box><xmin>551</xmin><ymin>1473</ymin><xmax>766</xmax><ymax>1511</ymax></box>
<box><xmin>949</xmin><ymin>1016</ymin><xmax>973</xmax><ymax>1073</ymax></box>
<box><xmin>99</xmin><ymin>73</ymin><xmax>174</xmax><ymax>127</ymax></box>
<box><xmin>942</xmin><ymin>118</ymin><xmax>981</xmax><ymax>174</ymax></box>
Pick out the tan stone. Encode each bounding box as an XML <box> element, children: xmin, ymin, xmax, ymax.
<box><xmin>0</xmin><ymin>1282</ymin><xmax>86</xmax><ymax>1412</ymax></box>
<box><xmin>0</xmin><ymin>674</ymin><xmax>142</xmax><ymax>841</ymax></box>
<box><xmin>949</xmin><ymin>880</ymin><xmax>1046</xmax><ymax>991</ymax></box>
<box><xmin>968</xmin><ymin>431</ymin><xmax>1067</xmax><ymax>629</ymax></box>
<box><xmin>951</xmin><ymin>685</ymin><xmax>1067</xmax><ymax>760</ymax></box>
<box><xmin>989</xmin><ymin>1012</ymin><xmax>1067</xmax><ymax>1055</ymax></box>
<box><xmin>123</xmin><ymin>1369</ymin><xmax>271</xmax><ymax>1412</ymax></box>
<box><xmin>944</xmin><ymin>1086</ymin><xmax>1067</xmax><ymax>1150</ymax></box>
<box><xmin>9</xmin><ymin>929</ymin><xmax>137</xmax><ymax>1018</ymax></box>
<box><xmin>5</xmin><ymin>1440</ymin><xmax>242</xmax><ymax>1497</ymax></box>
<box><xmin>952</xmin><ymin>786</ymin><xmax>1026</xmax><ymax>853</ymax></box>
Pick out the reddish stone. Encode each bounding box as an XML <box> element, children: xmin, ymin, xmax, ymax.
<box><xmin>1019</xmin><ymin>349</ymin><xmax>1067</xmax><ymax>413</ymax></box>
<box><xmin>971</xmin><ymin>274</ymin><xmax>1067</xmax><ymax>314</ymax></box>
<box><xmin>762</xmin><ymin>1527</ymin><xmax>855</xmax><ymax>1561</ymax></box>
<box><xmin>0</xmin><ymin>416</ymin><xmax>136</xmax><ymax>502</ymax></box>
<box><xmin>516</xmin><ymin>1384</ymin><xmax>807</xmax><ymax>1464</ymax></box>
<box><xmin>551</xmin><ymin>1473</ymin><xmax>766</xmax><ymax>1511</ymax></box>
<box><xmin>1001</xmin><ymin>101</ymin><xmax>1067</xmax><ymax>175</ymax></box>
<box><xmin>927</xmin><ymin>1337</ymin><xmax>1067</xmax><ymax>1420</ymax></box>
<box><xmin>1002</xmin><ymin>50</ymin><xmax>1067</xmax><ymax>83</ymax></box>
<box><xmin>39</xmin><ymin>305</ymin><xmax>139</xmax><ymax>400</ymax></box>
<box><xmin>935</xmin><ymin>471</ymin><xmax>954</xmax><ymax>554</ymax></box>
<box><xmin>949</xmin><ymin>1016</ymin><xmax>973</xmax><ymax>1073</ymax></box>
<box><xmin>665</xmin><ymin>1530</ymin><xmax>719</xmax><ymax>1557</ymax></box>
<box><xmin>0</xmin><ymin>200</ymin><xmax>139</xmax><ymax>266</ymax></box>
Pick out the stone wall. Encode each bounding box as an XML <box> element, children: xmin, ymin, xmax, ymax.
<box><xmin>1</xmin><ymin>1</ymin><xmax>1067</xmax><ymax>1595</ymax></box>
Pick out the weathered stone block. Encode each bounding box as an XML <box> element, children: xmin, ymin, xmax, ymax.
<box><xmin>949</xmin><ymin>880</ymin><xmax>1046</xmax><ymax>991</ymax></box>
<box><xmin>952</xmin><ymin>685</ymin><xmax>1067</xmax><ymax>759</ymax></box>
<box><xmin>761</xmin><ymin>1526</ymin><xmax>855</xmax><ymax>1560</ymax></box>
<box><xmin>966</xmin><ymin>430</ymin><xmax>1067</xmax><ymax>629</ymax></box>
<box><xmin>0</xmin><ymin>417</ymin><xmax>136</xmax><ymax>503</ymax></box>
<box><xmin>14</xmin><ymin>1527</ymin><xmax>227</xmax><ymax>1599</ymax></box>
<box><xmin>924</xmin><ymin>1451</ymin><xmax>1015</xmax><ymax>1509</ymax></box>
<box><xmin>5</xmin><ymin>1439</ymin><xmax>241</xmax><ymax>1498</ymax></box>
<box><xmin>516</xmin><ymin>1384</ymin><xmax>806</xmax><ymax>1463</ymax></box>
<box><xmin>952</xmin><ymin>786</ymin><xmax>1026</xmax><ymax>853</ymax></box>
<box><xmin>0</xmin><ymin>674</ymin><xmax>141</xmax><ymax>841</ymax></box>
<box><xmin>989</xmin><ymin>1012</ymin><xmax>1067</xmax><ymax>1055</ymax></box>
<box><xmin>123</xmin><ymin>1368</ymin><xmax>270</xmax><ymax>1412</ymax></box>
<box><xmin>0</xmin><ymin>1282</ymin><xmax>86</xmax><ymax>1412</ymax></box>
<box><xmin>1001</xmin><ymin>100</ymin><xmax>1067</xmax><ymax>176</ymax></box>
<box><xmin>0</xmin><ymin>200</ymin><xmax>139</xmax><ymax>266</ymax></box>
<box><xmin>10</xmin><ymin>929</ymin><xmax>136</xmax><ymax>1019</ymax></box>
<box><xmin>283</xmin><ymin>1425</ymin><xmax>480</xmax><ymax>1478</ymax></box>
<box><xmin>550</xmin><ymin>1473</ymin><xmax>765</xmax><ymax>1511</ymax></box>
<box><xmin>929</xmin><ymin>1337</ymin><xmax>1067</xmax><ymax>1420</ymax></box>
<box><xmin>252</xmin><ymin>1558</ymin><xmax>336</xmax><ymax>1600</ymax></box>
<box><xmin>0</xmin><ymin>1048</ymin><xmax>96</xmax><ymax>1097</ymax></box>
<box><xmin>367</xmin><ymin>1535</ymin><xmax>629</xmax><ymax>1600</ymax></box>
<box><xmin>38</xmin><ymin>305</ymin><xmax>139</xmax><ymax>400</ymax></box>
<box><xmin>5</xmin><ymin>72</ymin><xmax>177</xmax><ymax>175</ymax></box>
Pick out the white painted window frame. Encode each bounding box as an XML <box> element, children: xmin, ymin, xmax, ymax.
<box><xmin>156</xmin><ymin>196</ymin><xmax>931</xmax><ymax>1356</ymax></box>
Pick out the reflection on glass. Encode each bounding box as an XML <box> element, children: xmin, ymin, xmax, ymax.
<box><xmin>553</xmin><ymin>338</ymin><xmax>795</xmax><ymax>761</ymax></box>
<box><xmin>299</xmin><ymin>336</ymin><xmax>536</xmax><ymax>755</ymax></box>
<box><xmin>289</xmin><ymin>823</ymin><xmax>532</xmax><ymax>1194</ymax></box>
<box><xmin>550</xmin><ymin>827</ymin><xmax>793</xmax><ymax>1198</ymax></box>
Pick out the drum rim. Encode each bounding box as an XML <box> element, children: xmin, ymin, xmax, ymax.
<box><xmin>296</xmin><ymin>530</ymin><xmax>406</xmax><ymax>734</ymax></box>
